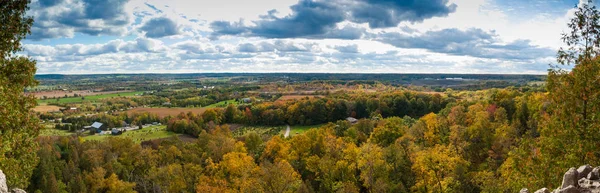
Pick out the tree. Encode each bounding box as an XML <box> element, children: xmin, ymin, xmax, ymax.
<box><xmin>258</xmin><ymin>160</ymin><xmax>302</xmax><ymax>193</ymax></box>
<box><xmin>411</xmin><ymin>145</ymin><xmax>469</xmax><ymax>193</ymax></box>
<box><xmin>0</xmin><ymin>0</ymin><xmax>40</xmax><ymax>188</ymax></box>
<box><xmin>358</xmin><ymin>143</ymin><xmax>390</xmax><ymax>193</ymax></box>
<box><xmin>500</xmin><ymin>1</ymin><xmax>600</xmax><ymax>189</ymax></box>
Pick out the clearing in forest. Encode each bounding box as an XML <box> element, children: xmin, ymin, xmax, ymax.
<box><xmin>127</xmin><ymin>107</ymin><xmax>209</xmax><ymax>118</ymax></box>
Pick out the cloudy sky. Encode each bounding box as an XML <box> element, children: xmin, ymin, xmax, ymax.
<box><xmin>23</xmin><ymin>0</ymin><xmax>586</xmax><ymax>74</ymax></box>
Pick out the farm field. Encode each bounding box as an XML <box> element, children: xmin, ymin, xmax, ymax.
<box><xmin>127</xmin><ymin>107</ymin><xmax>209</xmax><ymax>118</ymax></box>
<box><xmin>205</xmin><ymin>99</ymin><xmax>242</xmax><ymax>108</ymax></box>
<box><xmin>31</xmin><ymin>90</ymin><xmax>135</xmax><ymax>99</ymax></box>
<box><xmin>40</xmin><ymin>128</ymin><xmax>74</xmax><ymax>137</ymax></box>
<box><xmin>279</xmin><ymin>124</ymin><xmax>325</xmax><ymax>137</ymax></box>
<box><xmin>276</xmin><ymin>95</ymin><xmax>323</xmax><ymax>101</ymax></box>
<box><xmin>33</xmin><ymin>105</ymin><xmax>61</xmax><ymax>112</ymax></box>
<box><xmin>83</xmin><ymin>125</ymin><xmax>179</xmax><ymax>143</ymax></box>
<box><xmin>37</xmin><ymin>91</ymin><xmax>144</xmax><ymax>104</ymax></box>
<box><xmin>232</xmin><ymin>125</ymin><xmax>284</xmax><ymax>138</ymax></box>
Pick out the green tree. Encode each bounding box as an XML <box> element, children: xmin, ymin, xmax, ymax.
<box><xmin>501</xmin><ymin>1</ymin><xmax>600</xmax><ymax>190</ymax></box>
<box><xmin>0</xmin><ymin>0</ymin><xmax>40</xmax><ymax>188</ymax></box>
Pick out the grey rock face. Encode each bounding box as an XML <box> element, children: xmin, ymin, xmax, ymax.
<box><xmin>534</xmin><ymin>188</ymin><xmax>550</xmax><ymax>193</ymax></box>
<box><xmin>0</xmin><ymin>170</ymin><xmax>8</xmax><ymax>193</ymax></box>
<box><xmin>578</xmin><ymin>165</ymin><xmax>593</xmax><ymax>180</ymax></box>
<box><xmin>556</xmin><ymin>185</ymin><xmax>580</xmax><ymax>193</ymax></box>
<box><xmin>563</xmin><ymin>167</ymin><xmax>580</xmax><ymax>188</ymax></box>
<box><xmin>10</xmin><ymin>189</ymin><xmax>25</xmax><ymax>193</ymax></box>
<box><xmin>588</xmin><ymin>167</ymin><xmax>600</xmax><ymax>180</ymax></box>
<box><xmin>0</xmin><ymin>170</ymin><xmax>26</xmax><ymax>193</ymax></box>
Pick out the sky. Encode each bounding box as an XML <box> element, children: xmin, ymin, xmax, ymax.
<box><xmin>22</xmin><ymin>0</ymin><xmax>588</xmax><ymax>74</ymax></box>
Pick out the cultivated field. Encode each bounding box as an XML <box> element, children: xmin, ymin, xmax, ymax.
<box><xmin>279</xmin><ymin>124</ymin><xmax>325</xmax><ymax>137</ymax></box>
<box><xmin>127</xmin><ymin>107</ymin><xmax>210</xmax><ymax>117</ymax></box>
<box><xmin>33</xmin><ymin>105</ymin><xmax>61</xmax><ymax>112</ymax></box>
<box><xmin>277</xmin><ymin>95</ymin><xmax>323</xmax><ymax>101</ymax></box>
<box><xmin>31</xmin><ymin>90</ymin><xmax>135</xmax><ymax>99</ymax></box>
<box><xmin>37</xmin><ymin>91</ymin><xmax>144</xmax><ymax>104</ymax></box>
<box><xmin>83</xmin><ymin>125</ymin><xmax>179</xmax><ymax>143</ymax></box>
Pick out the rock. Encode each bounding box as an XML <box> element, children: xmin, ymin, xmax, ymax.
<box><xmin>557</xmin><ymin>185</ymin><xmax>580</xmax><ymax>193</ymax></box>
<box><xmin>10</xmin><ymin>189</ymin><xmax>25</xmax><ymax>193</ymax></box>
<box><xmin>0</xmin><ymin>170</ymin><xmax>8</xmax><ymax>193</ymax></box>
<box><xmin>535</xmin><ymin>188</ymin><xmax>550</xmax><ymax>193</ymax></box>
<box><xmin>520</xmin><ymin>188</ymin><xmax>530</xmax><ymax>193</ymax></box>
<box><xmin>578</xmin><ymin>178</ymin><xmax>600</xmax><ymax>191</ymax></box>
<box><xmin>578</xmin><ymin>165</ymin><xmax>593</xmax><ymax>180</ymax></box>
<box><xmin>588</xmin><ymin>167</ymin><xmax>600</xmax><ymax>180</ymax></box>
<box><xmin>563</xmin><ymin>167</ymin><xmax>580</xmax><ymax>188</ymax></box>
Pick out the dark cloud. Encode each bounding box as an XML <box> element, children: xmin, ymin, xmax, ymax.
<box><xmin>351</xmin><ymin>0</ymin><xmax>457</xmax><ymax>28</ymax></box>
<box><xmin>376</xmin><ymin>28</ymin><xmax>555</xmax><ymax>60</ymax></box>
<box><xmin>27</xmin><ymin>0</ymin><xmax>132</xmax><ymax>40</ymax></box>
<box><xmin>249</xmin><ymin>1</ymin><xmax>345</xmax><ymax>38</ymax></box>
<box><xmin>140</xmin><ymin>17</ymin><xmax>180</xmax><ymax>38</ymax></box>
<box><xmin>210</xmin><ymin>0</ymin><xmax>455</xmax><ymax>39</ymax></box>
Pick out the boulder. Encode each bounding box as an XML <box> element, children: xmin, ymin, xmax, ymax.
<box><xmin>588</xmin><ymin>167</ymin><xmax>600</xmax><ymax>180</ymax></box>
<box><xmin>520</xmin><ymin>188</ymin><xmax>530</xmax><ymax>193</ymax></box>
<box><xmin>10</xmin><ymin>189</ymin><xmax>25</xmax><ymax>193</ymax></box>
<box><xmin>563</xmin><ymin>167</ymin><xmax>580</xmax><ymax>188</ymax></box>
<box><xmin>0</xmin><ymin>170</ymin><xmax>8</xmax><ymax>193</ymax></box>
<box><xmin>557</xmin><ymin>185</ymin><xmax>580</xmax><ymax>193</ymax></box>
<box><xmin>534</xmin><ymin>188</ymin><xmax>550</xmax><ymax>193</ymax></box>
<box><xmin>578</xmin><ymin>165</ymin><xmax>593</xmax><ymax>180</ymax></box>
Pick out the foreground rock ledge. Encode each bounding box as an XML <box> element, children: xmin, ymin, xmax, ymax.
<box><xmin>0</xmin><ymin>170</ymin><xmax>26</xmax><ymax>193</ymax></box>
<box><xmin>522</xmin><ymin>165</ymin><xmax>600</xmax><ymax>193</ymax></box>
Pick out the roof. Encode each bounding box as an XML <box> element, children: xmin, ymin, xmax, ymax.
<box><xmin>91</xmin><ymin>122</ymin><xmax>103</xmax><ymax>129</ymax></box>
<box><xmin>346</xmin><ymin>117</ymin><xmax>358</xmax><ymax>123</ymax></box>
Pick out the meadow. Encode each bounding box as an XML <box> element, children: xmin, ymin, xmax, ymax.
<box><xmin>37</xmin><ymin>91</ymin><xmax>144</xmax><ymax>104</ymax></box>
<box><xmin>82</xmin><ymin>125</ymin><xmax>179</xmax><ymax>143</ymax></box>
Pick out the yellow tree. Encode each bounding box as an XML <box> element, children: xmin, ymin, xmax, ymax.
<box><xmin>358</xmin><ymin>143</ymin><xmax>390</xmax><ymax>193</ymax></box>
<box><xmin>258</xmin><ymin>160</ymin><xmax>302</xmax><ymax>193</ymax></box>
<box><xmin>412</xmin><ymin>145</ymin><xmax>469</xmax><ymax>193</ymax></box>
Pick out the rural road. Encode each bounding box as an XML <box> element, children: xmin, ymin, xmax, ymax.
<box><xmin>284</xmin><ymin>125</ymin><xmax>291</xmax><ymax>138</ymax></box>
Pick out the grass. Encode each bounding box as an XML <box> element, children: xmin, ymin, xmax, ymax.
<box><xmin>40</xmin><ymin>128</ymin><xmax>74</xmax><ymax>137</ymax></box>
<box><xmin>205</xmin><ymin>99</ymin><xmax>242</xmax><ymax>108</ymax></box>
<box><xmin>37</xmin><ymin>91</ymin><xmax>145</xmax><ymax>104</ymax></box>
<box><xmin>280</xmin><ymin>124</ymin><xmax>326</xmax><ymax>137</ymax></box>
<box><xmin>83</xmin><ymin>125</ymin><xmax>180</xmax><ymax>143</ymax></box>
<box><xmin>232</xmin><ymin>126</ymin><xmax>284</xmax><ymax>138</ymax></box>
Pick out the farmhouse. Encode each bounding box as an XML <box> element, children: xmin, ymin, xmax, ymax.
<box><xmin>90</xmin><ymin>122</ymin><xmax>105</xmax><ymax>132</ymax></box>
<box><xmin>242</xmin><ymin>98</ymin><xmax>252</xmax><ymax>103</ymax></box>
<box><xmin>111</xmin><ymin>128</ymin><xmax>122</xmax><ymax>135</ymax></box>
<box><xmin>346</xmin><ymin>117</ymin><xmax>358</xmax><ymax>124</ymax></box>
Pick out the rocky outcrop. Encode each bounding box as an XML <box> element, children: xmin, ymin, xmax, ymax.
<box><xmin>0</xmin><ymin>170</ymin><xmax>26</xmax><ymax>193</ymax></box>
<box><xmin>528</xmin><ymin>165</ymin><xmax>600</xmax><ymax>193</ymax></box>
<box><xmin>0</xmin><ymin>170</ymin><xmax>7</xmax><ymax>193</ymax></box>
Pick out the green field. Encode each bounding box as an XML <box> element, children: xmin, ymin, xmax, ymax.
<box><xmin>40</xmin><ymin>128</ymin><xmax>74</xmax><ymax>137</ymax></box>
<box><xmin>83</xmin><ymin>125</ymin><xmax>180</xmax><ymax>143</ymax></box>
<box><xmin>205</xmin><ymin>99</ymin><xmax>242</xmax><ymax>108</ymax></box>
<box><xmin>37</xmin><ymin>91</ymin><xmax>145</xmax><ymax>104</ymax></box>
<box><xmin>232</xmin><ymin>125</ymin><xmax>284</xmax><ymax>138</ymax></box>
<box><xmin>280</xmin><ymin>124</ymin><xmax>326</xmax><ymax>137</ymax></box>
